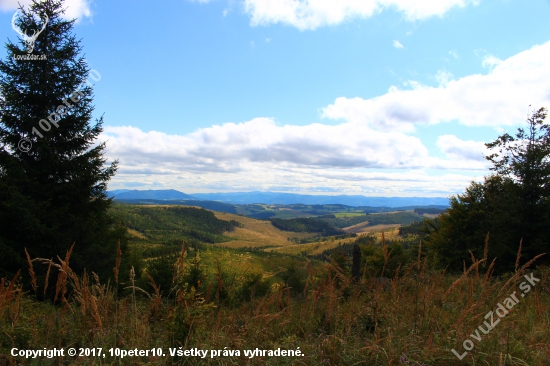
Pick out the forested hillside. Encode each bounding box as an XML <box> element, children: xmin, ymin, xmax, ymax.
<box><xmin>109</xmin><ymin>204</ymin><xmax>240</xmax><ymax>244</ymax></box>
<box><xmin>270</xmin><ymin>217</ymin><xmax>344</xmax><ymax>235</ymax></box>
<box><xmin>319</xmin><ymin>211</ymin><xmax>424</xmax><ymax>228</ymax></box>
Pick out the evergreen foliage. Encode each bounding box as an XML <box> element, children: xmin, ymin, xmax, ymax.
<box><xmin>0</xmin><ymin>0</ymin><xmax>126</xmax><ymax>280</ymax></box>
<box><xmin>485</xmin><ymin>107</ymin><xmax>550</xmax><ymax>261</ymax></box>
<box><xmin>108</xmin><ymin>204</ymin><xmax>240</xmax><ymax>243</ymax></box>
<box><xmin>424</xmin><ymin>108</ymin><xmax>550</xmax><ymax>272</ymax></box>
<box><xmin>413</xmin><ymin>207</ymin><xmax>445</xmax><ymax>215</ymax></box>
<box><xmin>270</xmin><ymin>217</ymin><xmax>343</xmax><ymax>235</ymax></box>
<box><xmin>398</xmin><ymin>220</ymin><xmax>427</xmax><ymax>237</ymax></box>
<box><xmin>319</xmin><ymin>211</ymin><xmax>423</xmax><ymax>229</ymax></box>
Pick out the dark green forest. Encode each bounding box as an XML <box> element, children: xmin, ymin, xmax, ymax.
<box><xmin>319</xmin><ymin>211</ymin><xmax>424</xmax><ymax>228</ymax></box>
<box><xmin>0</xmin><ymin>0</ymin><xmax>125</xmax><ymax>281</ymax></box>
<box><xmin>109</xmin><ymin>204</ymin><xmax>240</xmax><ymax>244</ymax></box>
<box><xmin>270</xmin><ymin>217</ymin><xmax>344</xmax><ymax>235</ymax></box>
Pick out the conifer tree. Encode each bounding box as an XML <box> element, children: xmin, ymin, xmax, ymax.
<box><xmin>0</xmin><ymin>0</ymin><xmax>127</xmax><ymax>279</ymax></box>
<box><xmin>424</xmin><ymin>108</ymin><xmax>549</xmax><ymax>272</ymax></box>
<box><xmin>485</xmin><ymin>107</ymin><xmax>550</xmax><ymax>262</ymax></box>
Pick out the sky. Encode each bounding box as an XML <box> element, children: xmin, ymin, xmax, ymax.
<box><xmin>1</xmin><ymin>0</ymin><xmax>550</xmax><ymax>197</ymax></box>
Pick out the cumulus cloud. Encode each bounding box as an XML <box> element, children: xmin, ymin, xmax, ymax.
<box><xmin>109</xmin><ymin>166</ymin><xmax>478</xmax><ymax>197</ymax></box>
<box><xmin>437</xmin><ymin>135</ymin><xmax>490</xmax><ymax>164</ymax></box>
<box><xmin>0</xmin><ymin>0</ymin><xmax>92</xmax><ymax>21</ymax></box>
<box><xmin>322</xmin><ymin>41</ymin><xmax>550</xmax><ymax>130</ymax></box>
<box><xmin>100</xmin><ymin>39</ymin><xmax>548</xmax><ymax>194</ymax></box>
<box><xmin>61</xmin><ymin>0</ymin><xmax>92</xmax><ymax>20</ymax></box>
<box><xmin>393</xmin><ymin>40</ymin><xmax>404</xmax><ymax>49</ymax></box>
<box><xmin>100</xmin><ymin>116</ymin><xmax>491</xmax><ymax>195</ymax></box>
<box><xmin>102</xmin><ymin>118</ymin><xmax>432</xmax><ymax>172</ymax></box>
<box><xmin>243</xmin><ymin>0</ymin><xmax>480</xmax><ymax>30</ymax></box>
<box><xmin>482</xmin><ymin>54</ymin><xmax>503</xmax><ymax>70</ymax></box>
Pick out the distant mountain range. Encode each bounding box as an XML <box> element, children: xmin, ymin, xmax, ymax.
<box><xmin>108</xmin><ymin>189</ymin><xmax>196</xmax><ymax>200</ymax></box>
<box><xmin>192</xmin><ymin>192</ymin><xmax>450</xmax><ymax>207</ymax></box>
<box><xmin>108</xmin><ymin>189</ymin><xmax>449</xmax><ymax>207</ymax></box>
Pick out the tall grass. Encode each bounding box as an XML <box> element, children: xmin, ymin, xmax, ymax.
<box><xmin>1</xmin><ymin>243</ymin><xmax>549</xmax><ymax>365</ymax></box>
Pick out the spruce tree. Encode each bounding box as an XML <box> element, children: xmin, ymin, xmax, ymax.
<box><xmin>485</xmin><ymin>107</ymin><xmax>550</xmax><ymax>263</ymax></box>
<box><xmin>424</xmin><ymin>108</ymin><xmax>549</xmax><ymax>272</ymax></box>
<box><xmin>0</xmin><ymin>0</ymin><xmax>127</xmax><ymax>280</ymax></box>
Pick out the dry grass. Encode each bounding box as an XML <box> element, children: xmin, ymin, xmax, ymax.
<box><xmin>127</xmin><ymin>229</ymin><xmax>147</xmax><ymax>239</ymax></box>
<box><xmin>1</xmin><ymin>242</ymin><xmax>550</xmax><ymax>365</ymax></box>
<box><xmin>271</xmin><ymin>236</ymin><xmax>358</xmax><ymax>256</ymax></box>
<box><xmin>343</xmin><ymin>222</ymin><xmax>401</xmax><ymax>234</ymax></box>
<box><xmin>212</xmin><ymin>212</ymin><xmax>316</xmax><ymax>249</ymax></box>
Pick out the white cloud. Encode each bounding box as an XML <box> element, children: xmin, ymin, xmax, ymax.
<box><xmin>323</xmin><ymin>41</ymin><xmax>550</xmax><ymax>130</ymax></box>
<box><xmin>449</xmin><ymin>50</ymin><xmax>458</xmax><ymax>58</ymax></box>
<box><xmin>109</xmin><ymin>167</ymin><xmax>479</xmax><ymax>197</ymax></box>
<box><xmin>0</xmin><ymin>0</ymin><xmax>92</xmax><ymax>21</ymax></box>
<box><xmin>100</xmin><ymin>116</ymin><xmax>490</xmax><ymax>195</ymax></box>
<box><xmin>482</xmin><ymin>54</ymin><xmax>503</xmax><ymax>70</ymax></box>
<box><xmin>243</xmin><ymin>0</ymin><xmax>481</xmax><ymax>30</ymax></box>
<box><xmin>437</xmin><ymin>135</ymin><xmax>489</xmax><ymax>163</ymax></box>
<box><xmin>102</xmin><ymin>119</ymin><xmax>432</xmax><ymax>171</ymax></box>
<box><xmin>393</xmin><ymin>40</ymin><xmax>404</xmax><ymax>49</ymax></box>
<box><xmin>102</xmin><ymin>40</ymin><xmax>549</xmax><ymax>194</ymax></box>
<box><xmin>62</xmin><ymin>0</ymin><xmax>92</xmax><ymax>20</ymax></box>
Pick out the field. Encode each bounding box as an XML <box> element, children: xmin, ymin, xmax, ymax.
<box><xmin>343</xmin><ymin>222</ymin><xmax>401</xmax><ymax>234</ymax></box>
<box><xmin>212</xmin><ymin>212</ymin><xmax>317</xmax><ymax>249</ymax></box>
<box><xmin>271</xmin><ymin>236</ymin><xmax>359</xmax><ymax>255</ymax></box>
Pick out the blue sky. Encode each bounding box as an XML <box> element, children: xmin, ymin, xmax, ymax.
<box><xmin>1</xmin><ymin>0</ymin><xmax>550</xmax><ymax>197</ymax></box>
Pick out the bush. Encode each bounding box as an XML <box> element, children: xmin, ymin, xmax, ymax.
<box><xmin>280</xmin><ymin>261</ymin><xmax>308</xmax><ymax>295</ymax></box>
<box><xmin>236</xmin><ymin>272</ymin><xmax>272</xmax><ymax>302</ymax></box>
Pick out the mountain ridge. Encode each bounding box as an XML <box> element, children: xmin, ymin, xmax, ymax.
<box><xmin>109</xmin><ymin>189</ymin><xmax>197</xmax><ymax>200</ymax></box>
<box><xmin>108</xmin><ymin>189</ymin><xmax>449</xmax><ymax>207</ymax></box>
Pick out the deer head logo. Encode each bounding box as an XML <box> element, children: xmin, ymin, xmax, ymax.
<box><xmin>11</xmin><ymin>10</ymin><xmax>49</xmax><ymax>54</ymax></box>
